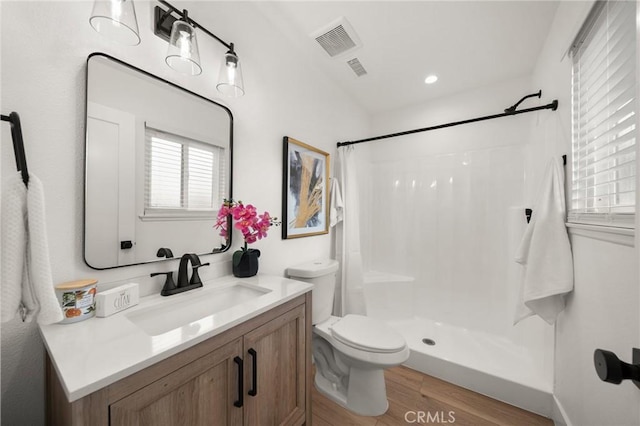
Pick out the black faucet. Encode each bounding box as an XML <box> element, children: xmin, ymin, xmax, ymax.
<box><xmin>156</xmin><ymin>247</ymin><xmax>174</xmax><ymax>258</ymax></box>
<box><xmin>151</xmin><ymin>253</ymin><xmax>210</xmax><ymax>296</ymax></box>
<box><xmin>178</xmin><ymin>253</ymin><xmax>210</xmax><ymax>287</ymax></box>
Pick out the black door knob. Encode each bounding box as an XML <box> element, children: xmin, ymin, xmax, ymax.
<box><xmin>594</xmin><ymin>348</ymin><xmax>640</xmax><ymax>389</ymax></box>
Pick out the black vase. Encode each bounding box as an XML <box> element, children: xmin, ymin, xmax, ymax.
<box><xmin>233</xmin><ymin>249</ymin><xmax>261</xmax><ymax>278</ymax></box>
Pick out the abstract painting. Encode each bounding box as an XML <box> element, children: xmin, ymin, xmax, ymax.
<box><xmin>282</xmin><ymin>137</ymin><xmax>330</xmax><ymax>239</ymax></box>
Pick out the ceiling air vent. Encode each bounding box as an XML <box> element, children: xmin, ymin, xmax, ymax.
<box><xmin>312</xmin><ymin>17</ymin><xmax>362</xmax><ymax>58</ymax></box>
<box><xmin>347</xmin><ymin>58</ymin><xmax>367</xmax><ymax>77</ymax></box>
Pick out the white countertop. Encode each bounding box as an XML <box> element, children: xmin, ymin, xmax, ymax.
<box><xmin>39</xmin><ymin>274</ymin><xmax>313</xmax><ymax>402</ymax></box>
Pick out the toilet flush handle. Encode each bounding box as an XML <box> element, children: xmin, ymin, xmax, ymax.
<box><xmin>594</xmin><ymin>348</ymin><xmax>640</xmax><ymax>389</ymax></box>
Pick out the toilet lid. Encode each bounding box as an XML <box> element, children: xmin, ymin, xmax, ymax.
<box><xmin>330</xmin><ymin>315</ymin><xmax>406</xmax><ymax>353</ymax></box>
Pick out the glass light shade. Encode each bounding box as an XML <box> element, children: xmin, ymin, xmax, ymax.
<box><xmin>89</xmin><ymin>0</ymin><xmax>140</xmax><ymax>46</ymax></box>
<box><xmin>165</xmin><ymin>20</ymin><xmax>202</xmax><ymax>76</ymax></box>
<box><xmin>216</xmin><ymin>51</ymin><xmax>245</xmax><ymax>97</ymax></box>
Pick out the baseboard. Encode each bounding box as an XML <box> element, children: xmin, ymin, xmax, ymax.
<box><xmin>552</xmin><ymin>395</ymin><xmax>572</xmax><ymax>426</ymax></box>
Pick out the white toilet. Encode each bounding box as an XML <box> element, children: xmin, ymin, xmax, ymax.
<box><xmin>287</xmin><ymin>259</ymin><xmax>409</xmax><ymax>416</ymax></box>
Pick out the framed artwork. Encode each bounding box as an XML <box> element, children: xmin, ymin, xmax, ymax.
<box><xmin>282</xmin><ymin>137</ymin><xmax>330</xmax><ymax>239</ymax></box>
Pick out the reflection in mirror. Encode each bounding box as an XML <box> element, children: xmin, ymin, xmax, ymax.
<box><xmin>85</xmin><ymin>53</ymin><xmax>232</xmax><ymax>269</ymax></box>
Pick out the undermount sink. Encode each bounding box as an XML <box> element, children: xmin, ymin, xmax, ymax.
<box><xmin>126</xmin><ymin>282</ymin><xmax>272</xmax><ymax>336</ymax></box>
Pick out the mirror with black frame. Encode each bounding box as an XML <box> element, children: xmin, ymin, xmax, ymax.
<box><xmin>84</xmin><ymin>53</ymin><xmax>232</xmax><ymax>269</ymax></box>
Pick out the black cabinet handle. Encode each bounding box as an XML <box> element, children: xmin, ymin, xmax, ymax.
<box><xmin>233</xmin><ymin>356</ymin><xmax>243</xmax><ymax>407</ymax></box>
<box><xmin>248</xmin><ymin>348</ymin><xmax>257</xmax><ymax>396</ymax></box>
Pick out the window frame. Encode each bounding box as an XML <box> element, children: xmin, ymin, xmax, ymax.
<box><xmin>568</xmin><ymin>0</ymin><xmax>637</xmax><ymax>230</ymax></box>
<box><xmin>142</xmin><ymin>124</ymin><xmax>225</xmax><ymax>221</ymax></box>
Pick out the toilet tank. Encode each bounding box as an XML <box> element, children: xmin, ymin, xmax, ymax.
<box><xmin>286</xmin><ymin>259</ymin><xmax>339</xmax><ymax>325</ymax></box>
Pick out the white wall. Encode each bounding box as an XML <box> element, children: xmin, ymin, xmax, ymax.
<box><xmin>530</xmin><ymin>2</ymin><xmax>640</xmax><ymax>425</ymax></box>
<box><xmin>368</xmin><ymin>76</ymin><xmax>538</xmax><ymax>161</ymax></box>
<box><xmin>0</xmin><ymin>1</ymin><xmax>368</xmax><ymax>424</ymax></box>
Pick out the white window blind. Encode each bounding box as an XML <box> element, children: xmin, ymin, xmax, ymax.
<box><xmin>145</xmin><ymin>126</ymin><xmax>225</xmax><ymax>217</ymax></box>
<box><xmin>569</xmin><ymin>0</ymin><xmax>636</xmax><ymax>228</ymax></box>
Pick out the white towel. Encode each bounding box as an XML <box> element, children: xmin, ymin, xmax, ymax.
<box><xmin>514</xmin><ymin>158</ymin><xmax>573</xmax><ymax>325</ymax></box>
<box><xmin>1</xmin><ymin>172</ymin><xmax>63</xmax><ymax>324</ymax></box>
<box><xmin>329</xmin><ymin>178</ymin><xmax>344</xmax><ymax>228</ymax></box>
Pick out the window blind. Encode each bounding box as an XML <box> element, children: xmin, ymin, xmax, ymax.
<box><xmin>145</xmin><ymin>127</ymin><xmax>224</xmax><ymax>214</ymax></box>
<box><xmin>569</xmin><ymin>0</ymin><xmax>636</xmax><ymax>227</ymax></box>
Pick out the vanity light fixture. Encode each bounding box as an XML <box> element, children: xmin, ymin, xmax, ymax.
<box><xmin>89</xmin><ymin>0</ymin><xmax>141</xmax><ymax>46</ymax></box>
<box><xmin>165</xmin><ymin>10</ymin><xmax>202</xmax><ymax>76</ymax></box>
<box><xmin>217</xmin><ymin>46</ymin><xmax>244</xmax><ymax>97</ymax></box>
<box><xmin>154</xmin><ymin>0</ymin><xmax>245</xmax><ymax>97</ymax></box>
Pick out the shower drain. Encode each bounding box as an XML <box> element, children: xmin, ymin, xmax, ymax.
<box><xmin>422</xmin><ymin>338</ymin><xmax>436</xmax><ymax>346</ymax></box>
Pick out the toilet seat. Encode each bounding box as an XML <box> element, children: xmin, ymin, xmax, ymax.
<box><xmin>330</xmin><ymin>315</ymin><xmax>406</xmax><ymax>353</ymax></box>
<box><xmin>313</xmin><ymin>315</ymin><xmax>409</xmax><ymax>367</ymax></box>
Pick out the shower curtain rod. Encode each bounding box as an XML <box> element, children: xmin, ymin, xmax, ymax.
<box><xmin>336</xmin><ymin>90</ymin><xmax>558</xmax><ymax>147</ymax></box>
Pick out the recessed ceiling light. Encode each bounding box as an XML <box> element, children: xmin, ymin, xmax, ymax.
<box><xmin>424</xmin><ymin>75</ymin><xmax>438</xmax><ymax>84</ymax></box>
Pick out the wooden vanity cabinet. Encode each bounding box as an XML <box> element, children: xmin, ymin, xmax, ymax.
<box><xmin>243</xmin><ymin>305</ymin><xmax>307</xmax><ymax>425</ymax></box>
<box><xmin>110</xmin><ymin>338</ymin><xmax>244</xmax><ymax>426</ymax></box>
<box><xmin>46</xmin><ymin>293</ymin><xmax>312</xmax><ymax>426</ymax></box>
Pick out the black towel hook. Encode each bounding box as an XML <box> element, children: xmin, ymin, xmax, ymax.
<box><xmin>1</xmin><ymin>112</ymin><xmax>29</xmax><ymax>187</ymax></box>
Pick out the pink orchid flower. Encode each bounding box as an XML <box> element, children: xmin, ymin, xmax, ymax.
<box><xmin>214</xmin><ymin>199</ymin><xmax>280</xmax><ymax>250</ymax></box>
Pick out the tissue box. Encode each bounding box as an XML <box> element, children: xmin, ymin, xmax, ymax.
<box><xmin>96</xmin><ymin>283</ymin><xmax>139</xmax><ymax>317</ymax></box>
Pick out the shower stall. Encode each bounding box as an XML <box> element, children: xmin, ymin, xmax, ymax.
<box><xmin>340</xmin><ymin>91</ymin><xmax>557</xmax><ymax>416</ymax></box>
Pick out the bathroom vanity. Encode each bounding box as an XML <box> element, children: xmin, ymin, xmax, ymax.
<box><xmin>41</xmin><ymin>275</ymin><xmax>313</xmax><ymax>426</ymax></box>
<box><xmin>60</xmin><ymin>52</ymin><xmax>315</xmax><ymax>425</ymax></box>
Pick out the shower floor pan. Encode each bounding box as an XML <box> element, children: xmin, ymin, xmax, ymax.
<box><xmin>386</xmin><ymin>318</ymin><xmax>553</xmax><ymax>417</ymax></box>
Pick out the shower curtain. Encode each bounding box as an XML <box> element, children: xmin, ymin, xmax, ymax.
<box><xmin>335</xmin><ymin>146</ymin><xmax>365</xmax><ymax>316</ymax></box>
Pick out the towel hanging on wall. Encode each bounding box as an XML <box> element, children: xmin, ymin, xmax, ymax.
<box><xmin>514</xmin><ymin>157</ymin><xmax>573</xmax><ymax>325</ymax></box>
<box><xmin>1</xmin><ymin>172</ymin><xmax>63</xmax><ymax>325</ymax></box>
<box><xmin>2</xmin><ymin>111</ymin><xmax>62</xmax><ymax>323</ymax></box>
<box><xmin>330</xmin><ymin>178</ymin><xmax>344</xmax><ymax>228</ymax></box>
